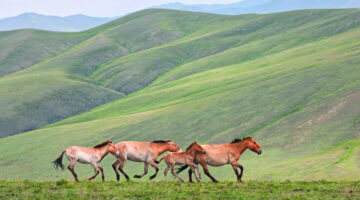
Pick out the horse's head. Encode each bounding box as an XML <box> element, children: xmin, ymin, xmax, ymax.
<box><xmin>193</xmin><ymin>142</ymin><xmax>206</xmax><ymax>154</ymax></box>
<box><xmin>167</xmin><ymin>140</ymin><xmax>181</xmax><ymax>152</ymax></box>
<box><xmin>247</xmin><ymin>137</ymin><xmax>262</xmax><ymax>155</ymax></box>
<box><xmin>108</xmin><ymin>142</ymin><xmax>120</xmax><ymax>158</ymax></box>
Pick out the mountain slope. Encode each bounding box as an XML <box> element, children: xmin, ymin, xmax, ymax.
<box><xmin>0</xmin><ymin>13</ymin><xmax>114</xmax><ymax>32</ymax></box>
<box><xmin>0</xmin><ymin>9</ymin><xmax>359</xmax><ymax>181</ymax></box>
<box><xmin>0</xmin><ymin>10</ymin><xmax>244</xmax><ymax>137</ymax></box>
<box><xmin>156</xmin><ymin>0</ymin><xmax>360</xmax><ymax>15</ymax></box>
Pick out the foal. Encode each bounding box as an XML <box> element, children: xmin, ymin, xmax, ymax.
<box><xmin>53</xmin><ymin>140</ymin><xmax>119</xmax><ymax>182</ymax></box>
<box><xmin>158</xmin><ymin>142</ymin><xmax>206</xmax><ymax>182</ymax></box>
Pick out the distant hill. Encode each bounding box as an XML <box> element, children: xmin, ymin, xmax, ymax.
<box><xmin>155</xmin><ymin>0</ymin><xmax>360</xmax><ymax>15</ymax></box>
<box><xmin>0</xmin><ymin>9</ymin><xmax>359</xmax><ymax>181</ymax></box>
<box><xmin>0</xmin><ymin>13</ymin><xmax>115</xmax><ymax>32</ymax></box>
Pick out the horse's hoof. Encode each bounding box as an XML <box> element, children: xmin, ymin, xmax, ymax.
<box><xmin>149</xmin><ymin>176</ymin><xmax>155</xmax><ymax>180</ymax></box>
<box><xmin>133</xmin><ymin>175</ymin><xmax>142</xmax><ymax>178</ymax></box>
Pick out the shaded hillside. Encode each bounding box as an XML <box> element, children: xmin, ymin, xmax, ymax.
<box><xmin>0</xmin><ymin>9</ymin><xmax>359</xmax><ymax>181</ymax></box>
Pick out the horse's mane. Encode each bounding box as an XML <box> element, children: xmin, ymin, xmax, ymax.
<box><xmin>93</xmin><ymin>140</ymin><xmax>112</xmax><ymax>148</ymax></box>
<box><xmin>185</xmin><ymin>142</ymin><xmax>197</xmax><ymax>151</ymax></box>
<box><xmin>152</xmin><ymin>140</ymin><xmax>170</xmax><ymax>143</ymax></box>
<box><xmin>231</xmin><ymin>137</ymin><xmax>252</xmax><ymax>144</ymax></box>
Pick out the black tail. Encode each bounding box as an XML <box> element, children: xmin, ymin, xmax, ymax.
<box><xmin>176</xmin><ymin>165</ymin><xmax>189</xmax><ymax>174</ymax></box>
<box><xmin>53</xmin><ymin>151</ymin><xmax>65</xmax><ymax>170</ymax></box>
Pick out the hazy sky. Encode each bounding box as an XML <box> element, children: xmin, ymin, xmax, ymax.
<box><xmin>0</xmin><ymin>0</ymin><xmax>243</xmax><ymax>19</ymax></box>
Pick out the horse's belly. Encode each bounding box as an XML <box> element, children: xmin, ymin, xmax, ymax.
<box><xmin>77</xmin><ymin>152</ymin><xmax>92</xmax><ymax>164</ymax></box>
<box><xmin>206</xmin><ymin>156</ymin><xmax>228</xmax><ymax>167</ymax></box>
<box><xmin>127</xmin><ymin>153</ymin><xmax>146</xmax><ymax>162</ymax></box>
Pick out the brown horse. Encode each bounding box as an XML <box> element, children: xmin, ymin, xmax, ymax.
<box><xmin>112</xmin><ymin>140</ymin><xmax>181</xmax><ymax>181</ymax></box>
<box><xmin>177</xmin><ymin>137</ymin><xmax>262</xmax><ymax>182</ymax></box>
<box><xmin>53</xmin><ymin>140</ymin><xmax>119</xmax><ymax>182</ymax></box>
<box><xmin>157</xmin><ymin>141</ymin><xmax>206</xmax><ymax>182</ymax></box>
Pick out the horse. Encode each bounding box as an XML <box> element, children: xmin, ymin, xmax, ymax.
<box><xmin>176</xmin><ymin>137</ymin><xmax>262</xmax><ymax>183</ymax></box>
<box><xmin>53</xmin><ymin>140</ymin><xmax>120</xmax><ymax>182</ymax></box>
<box><xmin>112</xmin><ymin>140</ymin><xmax>181</xmax><ymax>181</ymax></box>
<box><xmin>157</xmin><ymin>141</ymin><xmax>206</xmax><ymax>182</ymax></box>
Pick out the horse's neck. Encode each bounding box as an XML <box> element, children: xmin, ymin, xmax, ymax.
<box><xmin>153</xmin><ymin>143</ymin><xmax>169</xmax><ymax>156</ymax></box>
<box><xmin>232</xmin><ymin>141</ymin><xmax>249</xmax><ymax>154</ymax></box>
<box><xmin>185</xmin><ymin>147</ymin><xmax>196</xmax><ymax>156</ymax></box>
<box><xmin>96</xmin><ymin>145</ymin><xmax>109</xmax><ymax>157</ymax></box>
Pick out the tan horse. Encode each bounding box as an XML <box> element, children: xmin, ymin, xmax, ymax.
<box><xmin>112</xmin><ymin>140</ymin><xmax>181</xmax><ymax>181</ymax></box>
<box><xmin>177</xmin><ymin>137</ymin><xmax>262</xmax><ymax>182</ymax></box>
<box><xmin>157</xmin><ymin>141</ymin><xmax>206</xmax><ymax>182</ymax></box>
<box><xmin>53</xmin><ymin>140</ymin><xmax>119</xmax><ymax>182</ymax></box>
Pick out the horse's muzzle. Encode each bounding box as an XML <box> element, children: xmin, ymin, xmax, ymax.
<box><xmin>257</xmin><ymin>150</ymin><xmax>262</xmax><ymax>155</ymax></box>
<box><xmin>202</xmin><ymin>151</ymin><xmax>206</xmax><ymax>154</ymax></box>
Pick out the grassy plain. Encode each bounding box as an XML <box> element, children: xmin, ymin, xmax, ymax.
<box><xmin>0</xmin><ymin>180</ymin><xmax>359</xmax><ymax>199</ymax></box>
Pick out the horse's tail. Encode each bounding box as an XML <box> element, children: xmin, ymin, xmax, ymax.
<box><xmin>53</xmin><ymin>150</ymin><xmax>65</xmax><ymax>170</ymax></box>
<box><xmin>176</xmin><ymin>164</ymin><xmax>189</xmax><ymax>174</ymax></box>
<box><xmin>155</xmin><ymin>157</ymin><xmax>164</xmax><ymax>164</ymax></box>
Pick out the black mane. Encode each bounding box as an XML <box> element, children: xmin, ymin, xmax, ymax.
<box><xmin>185</xmin><ymin>142</ymin><xmax>197</xmax><ymax>151</ymax></box>
<box><xmin>231</xmin><ymin>137</ymin><xmax>251</xmax><ymax>144</ymax></box>
<box><xmin>93</xmin><ymin>140</ymin><xmax>112</xmax><ymax>148</ymax></box>
<box><xmin>152</xmin><ymin>140</ymin><xmax>170</xmax><ymax>143</ymax></box>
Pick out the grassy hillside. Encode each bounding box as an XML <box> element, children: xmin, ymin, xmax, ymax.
<box><xmin>0</xmin><ymin>10</ymin><xmax>240</xmax><ymax>137</ymax></box>
<box><xmin>0</xmin><ymin>9</ymin><xmax>359</xmax><ymax>181</ymax></box>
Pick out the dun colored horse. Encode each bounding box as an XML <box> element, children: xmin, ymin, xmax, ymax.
<box><xmin>112</xmin><ymin>140</ymin><xmax>181</xmax><ymax>181</ymax></box>
<box><xmin>53</xmin><ymin>140</ymin><xmax>119</xmax><ymax>182</ymax></box>
<box><xmin>177</xmin><ymin>137</ymin><xmax>262</xmax><ymax>182</ymax></box>
<box><xmin>157</xmin><ymin>141</ymin><xmax>206</xmax><ymax>182</ymax></box>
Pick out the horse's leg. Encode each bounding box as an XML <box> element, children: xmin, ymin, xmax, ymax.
<box><xmin>134</xmin><ymin>163</ymin><xmax>148</xmax><ymax>178</ymax></box>
<box><xmin>231</xmin><ymin>161</ymin><xmax>244</xmax><ymax>182</ymax></box>
<box><xmin>163</xmin><ymin>165</ymin><xmax>170</xmax><ymax>181</ymax></box>
<box><xmin>232</xmin><ymin>165</ymin><xmax>240</xmax><ymax>182</ymax></box>
<box><xmin>199</xmin><ymin>161</ymin><xmax>218</xmax><ymax>183</ymax></box>
<box><xmin>188</xmin><ymin>168</ymin><xmax>193</xmax><ymax>183</ymax></box>
<box><xmin>67</xmin><ymin>159</ymin><xmax>79</xmax><ymax>182</ymax></box>
<box><xmin>170</xmin><ymin>164</ymin><xmax>184</xmax><ymax>182</ymax></box>
<box><xmin>238</xmin><ymin>164</ymin><xmax>244</xmax><ymax>182</ymax></box>
<box><xmin>97</xmin><ymin>163</ymin><xmax>105</xmax><ymax>182</ymax></box>
<box><xmin>88</xmin><ymin>162</ymin><xmax>100</xmax><ymax>181</ymax></box>
<box><xmin>112</xmin><ymin>159</ymin><xmax>121</xmax><ymax>181</ymax></box>
<box><xmin>148</xmin><ymin>160</ymin><xmax>159</xmax><ymax>180</ymax></box>
<box><xmin>196</xmin><ymin>165</ymin><xmax>202</xmax><ymax>180</ymax></box>
<box><xmin>189</xmin><ymin>164</ymin><xmax>200</xmax><ymax>182</ymax></box>
<box><xmin>118</xmin><ymin>158</ymin><xmax>130</xmax><ymax>181</ymax></box>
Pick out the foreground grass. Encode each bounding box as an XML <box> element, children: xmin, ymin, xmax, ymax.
<box><xmin>0</xmin><ymin>180</ymin><xmax>359</xmax><ymax>199</ymax></box>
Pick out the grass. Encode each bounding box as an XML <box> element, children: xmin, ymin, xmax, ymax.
<box><xmin>0</xmin><ymin>9</ymin><xmax>359</xmax><ymax>181</ymax></box>
<box><xmin>0</xmin><ymin>180</ymin><xmax>359</xmax><ymax>199</ymax></box>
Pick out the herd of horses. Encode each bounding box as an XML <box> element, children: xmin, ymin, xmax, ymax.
<box><xmin>53</xmin><ymin>137</ymin><xmax>262</xmax><ymax>183</ymax></box>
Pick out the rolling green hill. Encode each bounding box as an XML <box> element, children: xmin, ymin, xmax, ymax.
<box><xmin>0</xmin><ymin>9</ymin><xmax>359</xmax><ymax>181</ymax></box>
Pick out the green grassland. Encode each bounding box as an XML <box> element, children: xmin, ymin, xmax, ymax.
<box><xmin>0</xmin><ymin>9</ymin><xmax>359</xmax><ymax>181</ymax></box>
<box><xmin>0</xmin><ymin>181</ymin><xmax>359</xmax><ymax>200</ymax></box>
